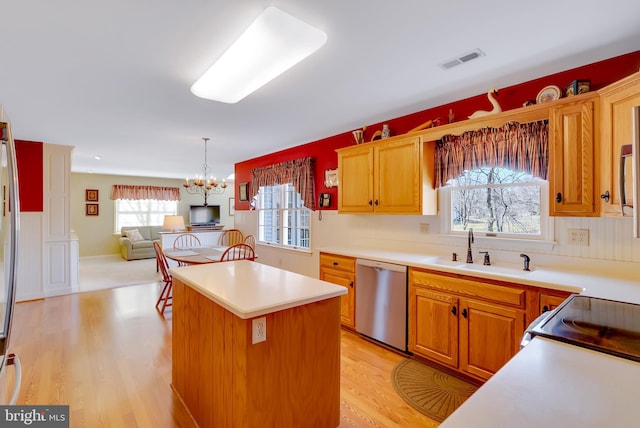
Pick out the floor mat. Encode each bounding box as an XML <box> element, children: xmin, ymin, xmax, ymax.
<box><xmin>391</xmin><ymin>359</ymin><xmax>478</xmax><ymax>422</ymax></box>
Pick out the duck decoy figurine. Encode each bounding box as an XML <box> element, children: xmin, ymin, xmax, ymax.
<box><xmin>468</xmin><ymin>88</ymin><xmax>501</xmax><ymax>119</ymax></box>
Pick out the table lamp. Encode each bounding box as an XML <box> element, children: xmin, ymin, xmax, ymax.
<box><xmin>162</xmin><ymin>215</ymin><xmax>185</xmax><ymax>232</ymax></box>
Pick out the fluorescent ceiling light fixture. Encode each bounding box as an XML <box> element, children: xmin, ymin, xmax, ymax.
<box><xmin>191</xmin><ymin>7</ymin><xmax>327</xmax><ymax>103</ymax></box>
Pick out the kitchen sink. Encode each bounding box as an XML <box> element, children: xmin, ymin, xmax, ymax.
<box><xmin>457</xmin><ymin>263</ymin><xmax>533</xmax><ymax>277</ymax></box>
<box><xmin>419</xmin><ymin>256</ymin><xmax>464</xmax><ymax>268</ymax></box>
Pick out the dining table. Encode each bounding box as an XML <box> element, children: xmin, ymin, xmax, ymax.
<box><xmin>164</xmin><ymin>246</ymin><xmax>228</xmax><ymax>265</ymax></box>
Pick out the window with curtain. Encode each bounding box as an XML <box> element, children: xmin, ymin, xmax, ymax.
<box><xmin>436</xmin><ymin>121</ymin><xmax>551</xmax><ymax>239</ymax></box>
<box><xmin>257</xmin><ymin>183</ymin><xmax>311</xmax><ymax>250</ymax></box>
<box><xmin>250</xmin><ymin>157</ymin><xmax>315</xmax><ymax>250</ymax></box>
<box><xmin>111</xmin><ymin>185</ymin><xmax>180</xmax><ymax>233</ymax></box>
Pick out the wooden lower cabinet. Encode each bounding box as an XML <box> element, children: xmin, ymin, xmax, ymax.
<box><xmin>539</xmin><ymin>291</ymin><xmax>571</xmax><ymax>314</ymax></box>
<box><xmin>459</xmin><ymin>298</ymin><xmax>524</xmax><ymax>380</ymax></box>
<box><xmin>319</xmin><ymin>252</ymin><xmax>356</xmax><ymax>328</ymax></box>
<box><xmin>409</xmin><ymin>267</ymin><xmax>526</xmax><ymax>382</ymax></box>
<box><xmin>409</xmin><ymin>287</ymin><xmax>459</xmax><ymax>368</ymax></box>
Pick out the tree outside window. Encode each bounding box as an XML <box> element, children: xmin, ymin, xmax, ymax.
<box><xmin>447</xmin><ymin>167</ymin><xmax>543</xmax><ymax>236</ymax></box>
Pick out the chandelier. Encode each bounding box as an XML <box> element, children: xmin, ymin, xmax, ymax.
<box><xmin>183</xmin><ymin>137</ymin><xmax>227</xmax><ymax>206</ymax></box>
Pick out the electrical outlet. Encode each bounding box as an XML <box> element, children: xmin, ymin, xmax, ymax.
<box><xmin>568</xmin><ymin>228</ymin><xmax>589</xmax><ymax>246</ymax></box>
<box><xmin>420</xmin><ymin>223</ymin><xmax>430</xmax><ymax>234</ymax></box>
<box><xmin>252</xmin><ymin>317</ymin><xmax>266</xmax><ymax>344</ymax></box>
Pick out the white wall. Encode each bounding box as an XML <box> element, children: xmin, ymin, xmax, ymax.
<box><xmin>71</xmin><ymin>173</ymin><xmax>235</xmax><ymax>257</ymax></box>
<box><xmin>234</xmin><ymin>202</ymin><xmax>640</xmax><ymax>280</ymax></box>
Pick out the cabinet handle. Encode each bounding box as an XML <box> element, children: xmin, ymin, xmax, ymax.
<box><xmin>600</xmin><ymin>191</ymin><xmax>610</xmax><ymax>202</ymax></box>
<box><xmin>555</xmin><ymin>193</ymin><xmax>562</xmax><ymax>203</ymax></box>
<box><xmin>368</xmin><ymin>200</ymin><xmax>373</xmax><ymax>206</ymax></box>
<box><xmin>451</xmin><ymin>306</ymin><xmax>457</xmax><ymax>316</ymax></box>
<box><xmin>542</xmin><ymin>305</ymin><xmax>550</xmax><ymax>313</ymax></box>
<box><xmin>349</xmin><ymin>281</ymin><xmax>353</xmax><ymax>288</ymax></box>
<box><xmin>374</xmin><ymin>199</ymin><xmax>379</xmax><ymax>206</ymax></box>
<box><xmin>333</xmin><ymin>262</ymin><xmax>338</xmax><ymax>266</ymax></box>
<box><xmin>462</xmin><ymin>308</ymin><xmax>468</xmax><ymax>318</ymax></box>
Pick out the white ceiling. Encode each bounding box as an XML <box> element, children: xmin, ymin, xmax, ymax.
<box><xmin>1</xmin><ymin>0</ymin><xmax>639</xmax><ymax>181</ymax></box>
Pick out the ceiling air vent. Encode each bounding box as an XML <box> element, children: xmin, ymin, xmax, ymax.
<box><xmin>439</xmin><ymin>49</ymin><xmax>485</xmax><ymax>70</ymax></box>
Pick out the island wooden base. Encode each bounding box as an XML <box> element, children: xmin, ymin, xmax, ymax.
<box><xmin>172</xmin><ymin>279</ymin><xmax>341</xmax><ymax>427</ymax></box>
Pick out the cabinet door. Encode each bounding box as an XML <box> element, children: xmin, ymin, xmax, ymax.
<box><xmin>338</xmin><ymin>145</ymin><xmax>374</xmax><ymax>212</ymax></box>
<box><xmin>539</xmin><ymin>292</ymin><xmax>570</xmax><ymax>314</ymax></box>
<box><xmin>375</xmin><ymin>137</ymin><xmax>422</xmax><ymax>213</ymax></box>
<box><xmin>459</xmin><ymin>298</ymin><xmax>525</xmax><ymax>381</ymax></box>
<box><xmin>549</xmin><ymin>98</ymin><xmax>598</xmax><ymax>216</ymax></box>
<box><xmin>320</xmin><ymin>267</ymin><xmax>355</xmax><ymax>328</ymax></box>
<box><xmin>408</xmin><ymin>286</ymin><xmax>458</xmax><ymax>368</ymax></box>
<box><xmin>599</xmin><ymin>74</ymin><xmax>640</xmax><ymax>216</ymax></box>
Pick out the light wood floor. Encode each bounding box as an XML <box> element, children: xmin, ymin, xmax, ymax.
<box><xmin>8</xmin><ymin>282</ymin><xmax>438</xmax><ymax>427</ymax></box>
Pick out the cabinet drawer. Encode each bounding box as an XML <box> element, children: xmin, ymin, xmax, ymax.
<box><xmin>319</xmin><ymin>253</ymin><xmax>355</xmax><ymax>273</ymax></box>
<box><xmin>409</xmin><ymin>268</ymin><xmax>525</xmax><ymax>308</ymax></box>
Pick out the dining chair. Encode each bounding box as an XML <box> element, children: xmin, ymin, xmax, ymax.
<box><xmin>220</xmin><ymin>243</ymin><xmax>256</xmax><ymax>262</ymax></box>
<box><xmin>153</xmin><ymin>241</ymin><xmax>173</xmax><ymax>315</ymax></box>
<box><xmin>243</xmin><ymin>234</ymin><xmax>256</xmax><ymax>250</ymax></box>
<box><xmin>172</xmin><ymin>233</ymin><xmax>201</xmax><ymax>250</ymax></box>
<box><xmin>218</xmin><ymin>229</ymin><xmax>244</xmax><ymax>247</ymax></box>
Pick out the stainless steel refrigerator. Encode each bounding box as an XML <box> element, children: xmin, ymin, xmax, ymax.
<box><xmin>0</xmin><ymin>105</ymin><xmax>21</xmax><ymax>404</ymax></box>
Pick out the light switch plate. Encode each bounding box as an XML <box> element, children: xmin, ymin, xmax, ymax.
<box><xmin>568</xmin><ymin>228</ymin><xmax>589</xmax><ymax>246</ymax></box>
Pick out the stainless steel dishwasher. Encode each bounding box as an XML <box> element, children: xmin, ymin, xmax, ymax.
<box><xmin>355</xmin><ymin>259</ymin><xmax>408</xmax><ymax>351</ymax></box>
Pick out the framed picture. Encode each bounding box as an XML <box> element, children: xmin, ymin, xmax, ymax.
<box><xmin>229</xmin><ymin>197</ymin><xmax>235</xmax><ymax>216</ymax></box>
<box><xmin>86</xmin><ymin>203</ymin><xmax>99</xmax><ymax>216</ymax></box>
<box><xmin>239</xmin><ymin>182</ymin><xmax>249</xmax><ymax>202</ymax></box>
<box><xmin>324</xmin><ymin>169</ymin><xmax>338</xmax><ymax>188</ymax></box>
<box><xmin>86</xmin><ymin>189</ymin><xmax>99</xmax><ymax>202</ymax></box>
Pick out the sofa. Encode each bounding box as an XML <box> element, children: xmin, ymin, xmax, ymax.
<box><xmin>119</xmin><ymin>226</ymin><xmax>163</xmax><ymax>260</ymax></box>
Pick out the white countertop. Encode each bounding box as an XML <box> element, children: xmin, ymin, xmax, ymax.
<box><xmin>319</xmin><ymin>246</ymin><xmax>640</xmax><ymax>426</ymax></box>
<box><xmin>440</xmin><ymin>337</ymin><xmax>640</xmax><ymax>428</ymax></box>
<box><xmin>169</xmin><ymin>260</ymin><xmax>347</xmax><ymax>319</ymax></box>
<box><xmin>318</xmin><ymin>246</ymin><xmax>640</xmax><ymax>303</ymax></box>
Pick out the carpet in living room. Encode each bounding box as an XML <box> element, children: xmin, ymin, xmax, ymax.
<box><xmin>79</xmin><ymin>255</ymin><xmax>161</xmax><ymax>293</ymax></box>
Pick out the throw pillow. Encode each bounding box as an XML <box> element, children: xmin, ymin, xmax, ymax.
<box><xmin>125</xmin><ymin>229</ymin><xmax>145</xmax><ymax>242</ymax></box>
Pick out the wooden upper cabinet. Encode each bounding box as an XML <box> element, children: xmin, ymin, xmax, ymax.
<box><xmin>548</xmin><ymin>94</ymin><xmax>599</xmax><ymax>216</ymax></box>
<box><xmin>337</xmin><ymin>135</ymin><xmax>437</xmax><ymax>215</ymax></box>
<box><xmin>375</xmin><ymin>137</ymin><xmax>422</xmax><ymax>213</ymax></box>
<box><xmin>598</xmin><ymin>71</ymin><xmax>640</xmax><ymax>217</ymax></box>
<box><xmin>336</xmin><ymin>145</ymin><xmax>374</xmax><ymax>213</ymax></box>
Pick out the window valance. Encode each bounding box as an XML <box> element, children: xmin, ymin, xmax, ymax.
<box><xmin>110</xmin><ymin>184</ymin><xmax>181</xmax><ymax>201</ymax></box>
<box><xmin>250</xmin><ymin>157</ymin><xmax>316</xmax><ymax>210</ymax></box>
<box><xmin>434</xmin><ymin>120</ymin><xmax>549</xmax><ymax>187</ymax></box>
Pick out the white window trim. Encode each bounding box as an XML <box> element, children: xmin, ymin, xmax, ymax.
<box><xmin>256</xmin><ymin>184</ymin><xmax>312</xmax><ymax>253</ymax></box>
<box><xmin>113</xmin><ymin>199</ymin><xmax>178</xmax><ymax>234</ymax></box>
<box><xmin>439</xmin><ymin>180</ymin><xmax>555</xmax><ymax>248</ymax></box>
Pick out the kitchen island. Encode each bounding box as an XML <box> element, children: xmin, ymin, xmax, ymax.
<box><xmin>170</xmin><ymin>261</ymin><xmax>347</xmax><ymax>428</ymax></box>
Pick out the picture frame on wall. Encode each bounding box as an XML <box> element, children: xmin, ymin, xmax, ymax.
<box><xmin>229</xmin><ymin>197</ymin><xmax>235</xmax><ymax>216</ymax></box>
<box><xmin>86</xmin><ymin>189</ymin><xmax>99</xmax><ymax>202</ymax></box>
<box><xmin>86</xmin><ymin>203</ymin><xmax>99</xmax><ymax>216</ymax></box>
<box><xmin>239</xmin><ymin>182</ymin><xmax>249</xmax><ymax>202</ymax></box>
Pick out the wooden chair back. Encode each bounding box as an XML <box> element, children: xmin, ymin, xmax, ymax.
<box><xmin>243</xmin><ymin>234</ymin><xmax>256</xmax><ymax>250</ymax></box>
<box><xmin>220</xmin><ymin>243</ymin><xmax>255</xmax><ymax>262</ymax></box>
<box><xmin>173</xmin><ymin>233</ymin><xmax>201</xmax><ymax>249</ymax></box>
<box><xmin>218</xmin><ymin>229</ymin><xmax>244</xmax><ymax>247</ymax></box>
<box><xmin>153</xmin><ymin>241</ymin><xmax>173</xmax><ymax>314</ymax></box>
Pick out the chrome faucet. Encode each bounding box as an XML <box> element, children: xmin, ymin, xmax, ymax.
<box><xmin>466</xmin><ymin>228</ymin><xmax>474</xmax><ymax>263</ymax></box>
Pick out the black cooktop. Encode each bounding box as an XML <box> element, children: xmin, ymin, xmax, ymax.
<box><xmin>530</xmin><ymin>295</ymin><xmax>640</xmax><ymax>362</ymax></box>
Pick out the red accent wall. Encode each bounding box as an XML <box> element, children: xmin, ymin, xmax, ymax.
<box><xmin>14</xmin><ymin>140</ymin><xmax>43</xmax><ymax>212</ymax></box>
<box><xmin>235</xmin><ymin>50</ymin><xmax>640</xmax><ymax>211</ymax></box>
